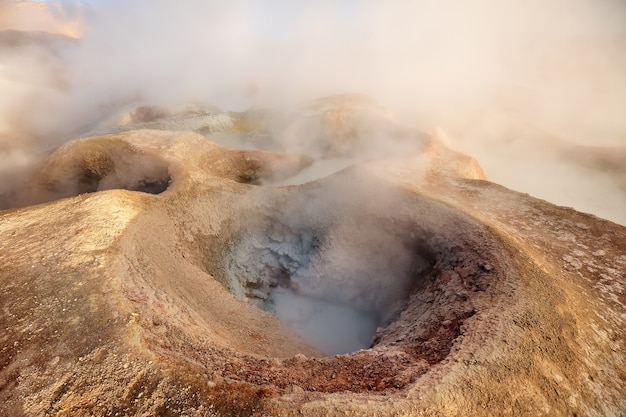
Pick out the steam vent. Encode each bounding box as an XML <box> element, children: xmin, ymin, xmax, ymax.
<box><xmin>1</xmin><ymin>96</ymin><xmax>625</xmax><ymax>416</ymax></box>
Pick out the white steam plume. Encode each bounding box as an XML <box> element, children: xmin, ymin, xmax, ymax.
<box><xmin>1</xmin><ymin>0</ymin><xmax>625</xmax><ymax>222</ymax></box>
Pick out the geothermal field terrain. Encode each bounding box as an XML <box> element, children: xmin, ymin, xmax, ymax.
<box><xmin>1</xmin><ymin>1</ymin><xmax>625</xmax><ymax>416</ymax></box>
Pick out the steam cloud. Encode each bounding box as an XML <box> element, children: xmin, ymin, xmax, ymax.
<box><xmin>1</xmin><ymin>0</ymin><xmax>626</xmax><ymax>222</ymax></box>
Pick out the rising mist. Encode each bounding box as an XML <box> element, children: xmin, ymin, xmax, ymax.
<box><xmin>1</xmin><ymin>0</ymin><xmax>625</xmax><ymax>222</ymax></box>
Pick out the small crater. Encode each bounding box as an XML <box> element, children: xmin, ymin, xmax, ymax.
<box><xmin>30</xmin><ymin>138</ymin><xmax>173</xmax><ymax>204</ymax></box>
<box><xmin>213</xmin><ymin>170</ymin><xmax>504</xmax><ymax>394</ymax></box>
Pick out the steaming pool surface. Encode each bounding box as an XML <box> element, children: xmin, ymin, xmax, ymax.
<box><xmin>269</xmin><ymin>287</ymin><xmax>381</xmax><ymax>355</ymax></box>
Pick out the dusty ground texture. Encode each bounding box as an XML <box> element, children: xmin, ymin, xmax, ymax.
<box><xmin>0</xmin><ymin>98</ymin><xmax>625</xmax><ymax>416</ymax></box>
